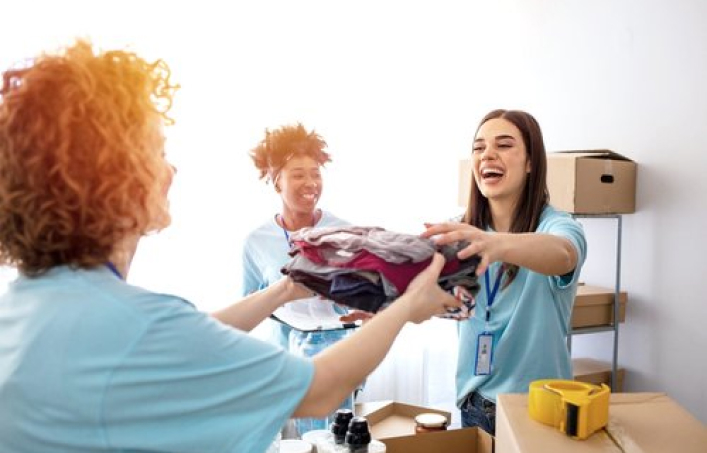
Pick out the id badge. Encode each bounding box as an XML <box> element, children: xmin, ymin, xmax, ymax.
<box><xmin>474</xmin><ymin>333</ymin><xmax>494</xmax><ymax>375</ymax></box>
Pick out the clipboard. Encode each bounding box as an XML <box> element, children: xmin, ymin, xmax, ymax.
<box><xmin>270</xmin><ymin>297</ymin><xmax>362</xmax><ymax>332</ymax></box>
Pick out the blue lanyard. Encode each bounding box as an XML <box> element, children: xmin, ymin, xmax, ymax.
<box><xmin>279</xmin><ymin>212</ymin><xmax>318</xmax><ymax>246</ymax></box>
<box><xmin>484</xmin><ymin>267</ymin><xmax>503</xmax><ymax>323</ymax></box>
<box><xmin>105</xmin><ymin>262</ymin><xmax>123</xmax><ymax>280</ymax></box>
<box><xmin>282</xmin><ymin>227</ymin><xmax>290</xmax><ymax>244</ymax></box>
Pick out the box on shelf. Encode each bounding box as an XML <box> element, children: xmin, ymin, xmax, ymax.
<box><xmin>572</xmin><ymin>284</ymin><xmax>627</xmax><ymax>329</ymax></box>
<box><xmin>497</xmin><ymin>392</ymin><xmax>707</xmax><ymax>453</ymax></box>
<box><xmin>572</xmin><ymin>358</ymin><xmax>625</xmax><ymax>392</ymax></box>
<box><xmin>357</xmin><ymin>400</ymin><xmax>493</xmax><ymax>453</ymax></box>
<box><xmin>547</xmin><ymin>150</ymin><xmax>637</xmax><ymax>214</ymax></box>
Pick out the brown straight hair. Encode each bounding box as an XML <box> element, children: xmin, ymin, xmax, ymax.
<box><xmin>463</xmin><ymin>109</ymin><xmax>549</xmax><ymax>285</ymax></box>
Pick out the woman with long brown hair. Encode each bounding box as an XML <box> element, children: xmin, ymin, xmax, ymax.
<box><xmin>423</xmin><ymin>109</ymin><xmax>587</xmax><ymax>435</ymax></box>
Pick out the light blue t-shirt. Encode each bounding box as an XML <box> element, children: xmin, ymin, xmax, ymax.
<box><xmin>0</xmin><ymin>266</ymin><xmax>313</xmax><ymax>453</ymax></box>
<box><xmin>241</xmin><ymin>210</ymin><xmax>350</xmax><ymax>350</ymax></box>
<box><xmin>456</xmin><ymin>205</ymin><xmax>587</xmax><ymax>405</ymax></box>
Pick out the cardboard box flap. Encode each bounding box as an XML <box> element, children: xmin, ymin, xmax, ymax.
<box><xmin>382</xmin><ymin>427</ymin><xmax>493</xmax><ymax>453</ymax></box>
<box><xmin>552</xmin><ymin>150</ymin><xmax>634</xmax><ymax>162</ymax></box>
<box><xmin>605</xmin><ymin>393</ymin><xmax>707</xmax><ymax>453</ymax></box>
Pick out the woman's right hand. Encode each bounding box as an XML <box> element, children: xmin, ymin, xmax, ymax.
<box><xmin>422</xmin><ymin>221</ymin><xmax>501</xmax><ymax>276</ymax></box>
<box><xmin>399</xmin><ymin>253</ymin><xmax>461</xmax><ymax>324</ymax></box>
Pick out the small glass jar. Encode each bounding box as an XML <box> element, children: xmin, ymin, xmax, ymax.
<box><xmin>414</xmin><ymin>413</ymin><xmax>448</xmax><ymax>434</ymax></box>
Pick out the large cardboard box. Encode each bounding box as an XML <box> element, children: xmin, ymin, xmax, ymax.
<box><xmin>357</xmin><ymin>401</ymin><xmax>494</xmax><ymax>453</ymax></box>
<box><xmin>496</xmin><ymin>393</ymin><xmax>707</xmax><ymax>453</ymax></box>
<box><xmin>572</xmin><ymin>285</ymin><xmax>627</xmax><ymax>329</ymax></box>
<box><xmin>547</xmin><ymin>150</ymin><xmax>637</xmax><ymax>214</ymax></box>
<box><xmin>572</xmin><ymin>357</ymin><xmax>625</xmax><ymax>392</ymax></box>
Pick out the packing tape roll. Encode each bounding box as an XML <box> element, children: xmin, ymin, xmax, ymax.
<box><xmin>528</xmin><ymin>379</ymin><xmax>610</xmax><ymax>440</ymax></box>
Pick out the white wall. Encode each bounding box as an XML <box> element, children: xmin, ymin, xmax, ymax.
<box><xmin>2</xmin><ymin>0</ymin><xmax>706</xmax><ymax>423</ymax></box>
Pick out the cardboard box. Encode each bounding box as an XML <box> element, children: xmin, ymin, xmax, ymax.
<box><xmin>572</xmin><ymin>285</ymin><xmax>627</xmax><ymax>329</ymax></box>
<box><xmin>547</xmin><ymin>150</ymin><xmax>637</xmax><ymax>214</ymax></box>
<box><xmin>497</xmin><ymin>393</ymin><xmax>707</xmax><ymax>453</ymax></box>
<box><xmin>572</xmin><ymin>358</ymin><xmax>625</xmax><ymax>392</ymax></box>
<box><xmin>383</xmin><ymin>427</ymin><xmax>493</xmax><ymax>453</ymax></box>
<box><xmin>357</xmin><ymin>400</ymin><xmax>494</xmax><ymax>453</ymax></box>
<box><xmin>357</xmin><ymin>401</ymin><xmax>451</xmax><ymax>439</ymax></box>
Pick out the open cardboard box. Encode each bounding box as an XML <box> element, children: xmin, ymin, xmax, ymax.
<box><xmin>357</xmin><ymin>401</ymin><xmax>494</xmax><ymax>453</ymax></box>
<box><xmin>572</xmin><ymin>284</ymin><xmax>627</xmax><ymax>329</ymax></box>
<box><xmin>546</xmin><ymin>150</ymin><xmax>637</xmax><ymax>214</ymax></box>
<box><xmin>497</xmin><ymin>393</ymin><xmax>707</xmax><ymax>453</ymax></box>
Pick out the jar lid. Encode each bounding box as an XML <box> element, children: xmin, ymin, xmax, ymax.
<box><xmin>414</xmin><ymin>412</ymin><xmax>448</xmax><ymax>428</ymax></box>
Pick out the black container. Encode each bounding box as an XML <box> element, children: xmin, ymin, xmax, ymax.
<box><xmin>345</xmin><ymin>416</ymin><xmax>372</xmax><ymax>453</ymax></box>
<box><xmin>330</xmin><ymin>408</ymin><xmax>354</xmax><ymax>445</ymax></box>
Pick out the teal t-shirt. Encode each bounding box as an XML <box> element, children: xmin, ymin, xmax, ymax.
<box><xmin>0</xmin><ymin>266</ymin><xmax>313</xmax><ymax>452</ymax></box>
<box><xmin>456</xmin><ymin>205</ymin><xmax>587</xmax><ymax>405</ymax></box>
<box><xmin>241</xmin><ymin>210</ymin><xmax>350</xmax><ymax>350</ymax></box>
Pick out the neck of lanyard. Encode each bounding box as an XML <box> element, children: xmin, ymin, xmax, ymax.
<box><xmin>105</xmin><ymin>261</ymin><xmax>123</xmax><ymax>280</ymax></box>
<box><xmin>484</xmin><ymin>267</ymin><xmax>503</xmax><ymax>323</ymax></box>
<box><xmin>279</xmin><ymin>212</ymin><xmax>318</xmax><ymax>245</ymax></box>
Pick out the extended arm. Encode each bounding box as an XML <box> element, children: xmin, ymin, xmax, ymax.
<box><xmin>212</xmin><ymin>278</ymin><xmax>309</xmax><ymax>332</ymax></box>
<box><xmin>293</xmin><ymin>253</ymin><xmax>460</xmax><ymax>417</ymax></box>
<box><xmin>422</xmin><ymin>222</ymin><xmax>578</xmax><ymax>277</ymax></box>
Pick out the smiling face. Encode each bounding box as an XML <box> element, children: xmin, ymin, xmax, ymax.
<box><xmin>276</xmin><ymin>155</ymin><xmax>322</xmax><ymax>215</ymax></box>
<box><xmin>472</xmin><ymin>118</ymin><xmax>531</xmax><ymax>207</ymax></box>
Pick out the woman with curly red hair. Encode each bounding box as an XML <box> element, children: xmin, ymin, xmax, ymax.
<box><xmin>0</xmin><ymin>40</ymin><xmax>459</xmax><ymax>452</ymax></box>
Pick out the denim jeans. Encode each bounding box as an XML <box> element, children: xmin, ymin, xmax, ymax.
<box><xmin>461</xmin><ymin>391</ymin><xmax>496</xmax><ymax>436</ymax></box>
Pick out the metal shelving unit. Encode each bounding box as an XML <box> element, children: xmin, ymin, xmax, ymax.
<box><xmin>567</xmin><ymin>214</ymin><xmax>623</xmax><ymax>391</ymax></box>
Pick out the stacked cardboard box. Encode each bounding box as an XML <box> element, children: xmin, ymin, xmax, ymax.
<box><xmin>573</xmin><ymin>358</ymin><xmax>625</xmax><ymax>392</ymax></box>
<box><xmin>546</xmin><ymin>150</ymin><xmax>637</xmax><ymax>214</ymax></box>
<box><xmin>572</xmin><ymin>284</ymin><xmax>627</xmax><ymax>329</ymax></box>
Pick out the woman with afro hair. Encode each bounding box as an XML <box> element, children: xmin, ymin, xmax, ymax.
<box><xmin>242</xmin><ymin>123</ymin><xmax>358</xmax><ymax>437</ymax></box>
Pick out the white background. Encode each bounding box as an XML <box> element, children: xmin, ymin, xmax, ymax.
<box><xmin>2</xmin><ymin>0</ymin><xmax>706</xmax><ymax>424</ymax></box>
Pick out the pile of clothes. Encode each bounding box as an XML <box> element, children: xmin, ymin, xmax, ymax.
<box><xmin>281</xmin><ymin>226</ymin><xmax>481</xmax><ymax>319</ymax></box>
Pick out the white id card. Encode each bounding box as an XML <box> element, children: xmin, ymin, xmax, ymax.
<box><xmin>474</xmin><ymin>333</ymin><xmax>494</xmax><ymax>375</ymax></box>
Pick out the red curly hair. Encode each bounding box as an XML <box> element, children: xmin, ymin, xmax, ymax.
<box><xmin>0</xmin><ymin>40</ymin><xmax>178</xmax><ymax>276</ymax></box>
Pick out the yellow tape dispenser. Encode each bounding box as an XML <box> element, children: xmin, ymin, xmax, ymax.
<box><xmin>528</xmin><ymin>379</ymin><xmax>610</xmax><ymax>440</ymax></box>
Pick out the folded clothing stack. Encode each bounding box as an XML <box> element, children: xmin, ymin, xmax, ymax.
<box><xmin>281</xmin><ymin>226</ymin><xmax>480</xmax><ymax>319</ymax></box>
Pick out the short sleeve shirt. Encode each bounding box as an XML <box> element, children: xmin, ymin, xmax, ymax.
<box><xmin>0</xmin><ymin>266</ymin><xmax>314</xmax><ymax>452</ymax></box>
<box><xmin>456</xmin><ymin>205</ymin><xmax>587</xmax><ymax>404</ymax></box>
<box><xmin>241</xmin><ymin>210</ymin><xmax>350</xmax><ymax>349</ymax></box>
